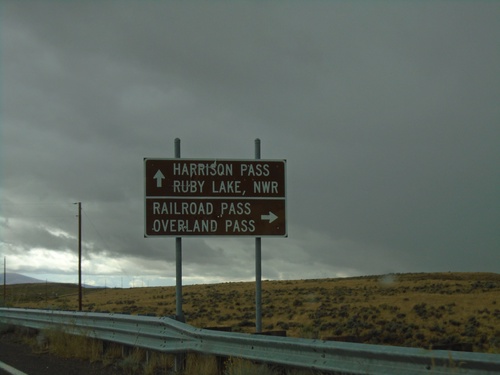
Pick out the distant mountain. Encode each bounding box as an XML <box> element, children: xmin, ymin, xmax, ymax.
<box><xmin>0</xmin><ymin>273</ymin><xmax>45</xmax><ymax>285</ymax></box>
<box><xmin>0</xmin><ymin>273</ymin><xmax>102</xmax><ymax>288</ymax></box>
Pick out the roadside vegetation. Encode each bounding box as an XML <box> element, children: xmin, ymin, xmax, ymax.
<box><xmin>2</xmin><ymin>272</ymin><xmax>499</xmax><ymax>373</ymax></box>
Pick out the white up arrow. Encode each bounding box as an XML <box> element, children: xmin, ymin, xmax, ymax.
<box><xmin>153</xmin><ymin>170</ymin><xmax>165</xmax><ymax>188</ymax></box>
<box><xmin>261</xmin><ymin>211</ymin><xmax>278</xmax><ymax>223</ymax></box>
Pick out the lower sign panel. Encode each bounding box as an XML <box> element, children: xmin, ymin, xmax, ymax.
<box><xmin>145</xmin><ymin>198</ymin><xmax>286</xmax><ymax>237</ymax></box>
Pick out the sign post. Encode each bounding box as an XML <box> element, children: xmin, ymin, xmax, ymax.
<box><xmin>174</xmin><ymin>139</ymin><xmax>183</xmax><ymax>321</ymax></box>
<box><xmin>174</xmin><ymin>139</ymin><xmax>184</xmax><ymax>373</ymax></box>
<box><xmin>255</xmin><ymin>138</ymin><xmax>262</xmax><ymax>332</ymax></box>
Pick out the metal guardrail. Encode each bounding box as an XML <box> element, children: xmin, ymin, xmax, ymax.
<box><xmin>1</xmin><ymin>307</ymin><xmax>499</xmax><ymax>374</ymax></box>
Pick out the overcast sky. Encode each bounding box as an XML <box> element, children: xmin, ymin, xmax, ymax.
<box><xmin>1</xmin><ymin>1</ymin><xmax>499</xmax><ymax>288</ymax></box>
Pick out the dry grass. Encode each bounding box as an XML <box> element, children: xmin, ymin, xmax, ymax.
<box><xmin>6</xmin><ymin>272</ymin><xmax>500</xmax><ymax>353</ymax></box>
<box><xmin>224</xmin><ymin>357</ymin><xmax>275</xmax><ymax>375</ymax></box>
<box><xmin>184</xmin><ymin>353</ymin><xmax>219</xmax><ymax>375</ymax></box>
<box><xmin>143</xmin><ymin>351</ymin><xmax>173</xmax><ymax>375</ymax></box>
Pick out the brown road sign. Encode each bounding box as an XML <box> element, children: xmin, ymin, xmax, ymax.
<box><xmin>145</xmin><ymin>198</ymin><xmax>286</xmax><ymax>236</ymax></box>
<box><xmin>144</xmin><ymin>159</ymin><xmax>286</xmax><ymax>237</ymax></box>
<box><xmin>145</xmin><ymin>159</ymin><xmax>285</xmax><ymax>198</ymax></box>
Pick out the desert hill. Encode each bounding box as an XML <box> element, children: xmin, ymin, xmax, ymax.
<box><xmin>2</xmin><ymin>272</ymin><xmax>499</xmax><ymax>353</ymax></box>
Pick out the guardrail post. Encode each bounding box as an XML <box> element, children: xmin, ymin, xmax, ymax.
<box><xmin>206</xmin><ymin>326</ymin><xmax>232</xmax><ymax>374</ymax></box>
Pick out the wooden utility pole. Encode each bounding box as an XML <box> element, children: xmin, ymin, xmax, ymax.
<box><xmin>76</xmin><ymin>202</ymin><xmax>82</xmax><ymax>311</ymax></box>
<box><xmin>3</xmin><ymin>257</ymin><xmax>6</xmax><ymax>303</ymax></box>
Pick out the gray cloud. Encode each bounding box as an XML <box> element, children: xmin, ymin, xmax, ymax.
<box><xmin>1</xmin><ymin>2</ymin><xmax>499</xmax><ymax>283</ymax></box>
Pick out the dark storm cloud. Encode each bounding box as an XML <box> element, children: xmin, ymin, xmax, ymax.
<box><xmin>1</xmin><ymin>2</ymin><xmax>499</xmax><ymax>281</ymax></box>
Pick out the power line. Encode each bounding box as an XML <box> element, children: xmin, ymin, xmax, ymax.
<box><xmin>1</xmin><ymin>202</ymin><xmax>75</xmax><ymax>219</ymax></box>
<box><xmin>82</xmin><ymin>209</ymin><xmax>112</xmax><ymax>252</ymax></box>
<box><xmin>80</xmin><ymin>207</ymin><xmax>132</xmax><ymax>285</ymax></box>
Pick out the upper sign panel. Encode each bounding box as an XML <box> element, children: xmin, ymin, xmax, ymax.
<box><xmin>145</xmin><ymin>159</ymin><xmax>286</xmax><ymax>198</ymax></box>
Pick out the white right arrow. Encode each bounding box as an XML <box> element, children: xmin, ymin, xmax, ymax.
<box><xmin>261</xmin><ymin>211</ymin><xmax>278</xmax><ymax>223</ymax></box>
<box><xmin>153</xmin><ymin>169</ymin><xmax>165</xmax><ymax>188</ymax></box>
